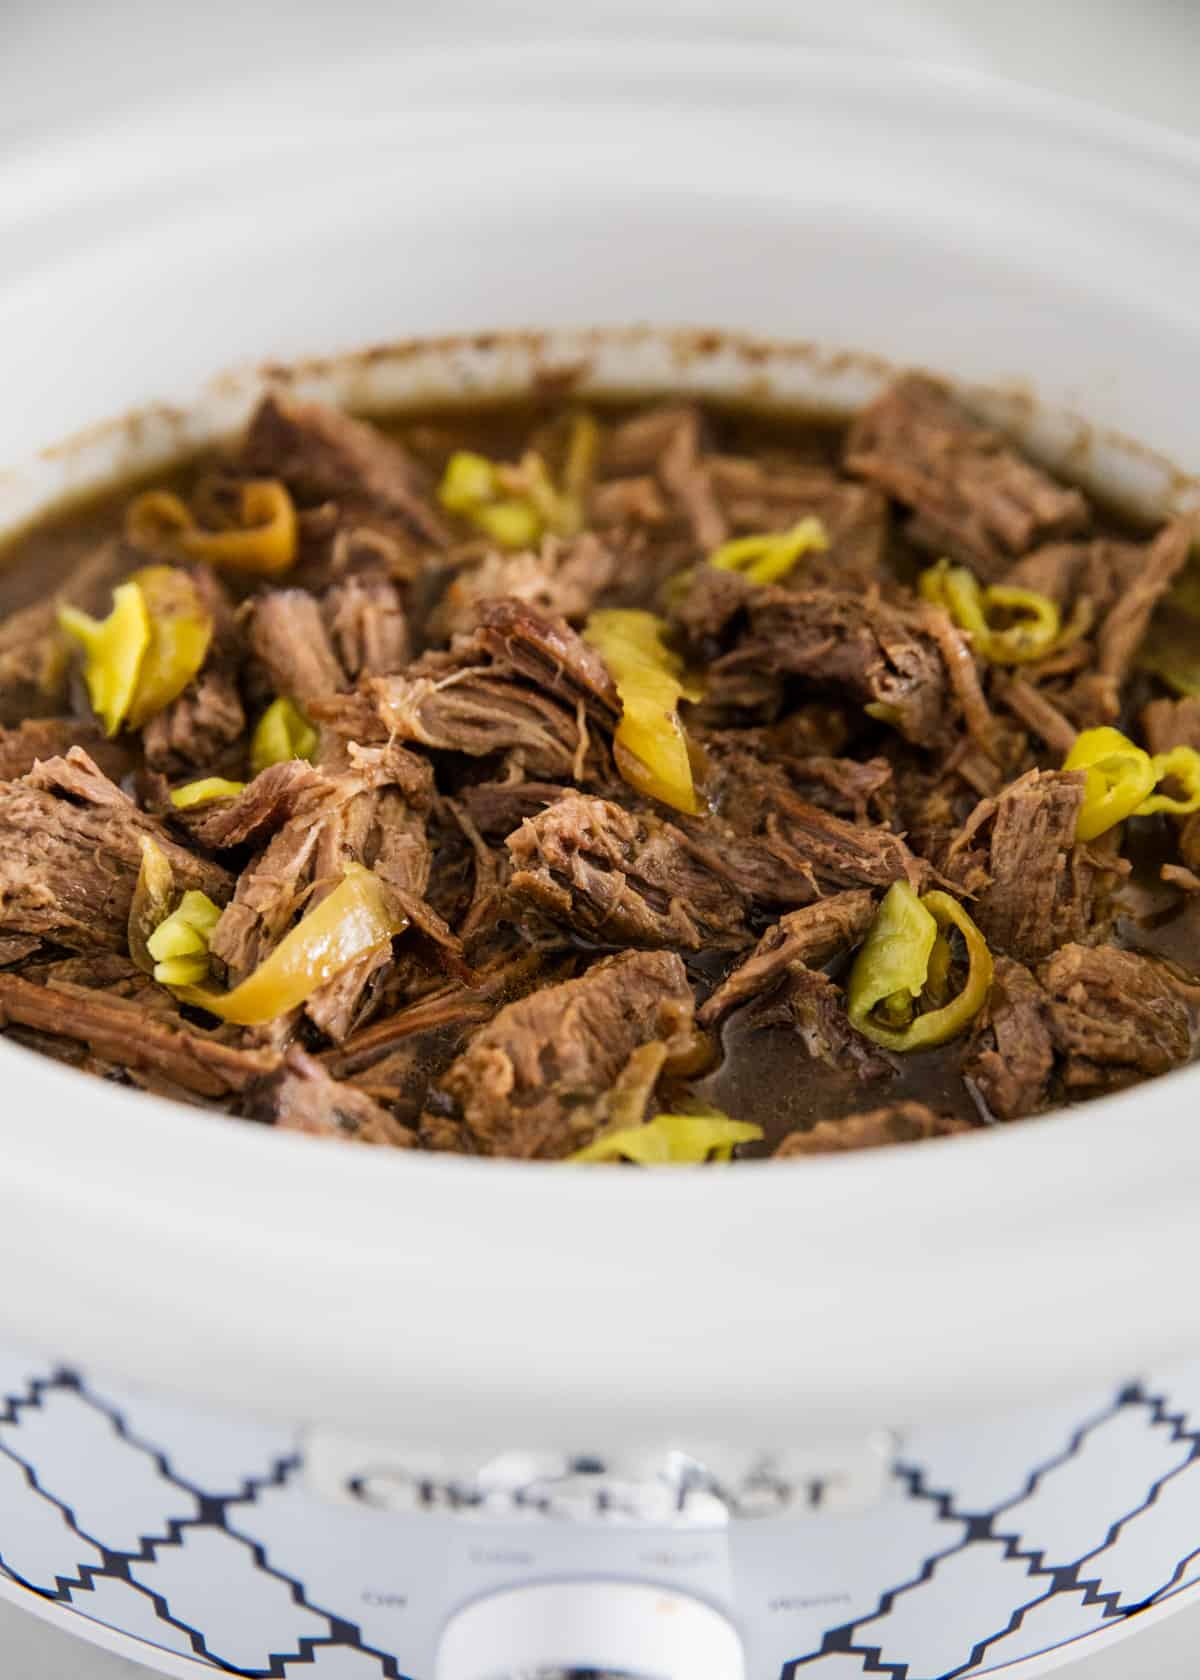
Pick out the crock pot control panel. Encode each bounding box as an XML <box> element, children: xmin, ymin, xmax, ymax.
<box><xmin>436</xmin><ymin>1579</ymin><xmax>745</xmax><ymax>1679</ymax></box>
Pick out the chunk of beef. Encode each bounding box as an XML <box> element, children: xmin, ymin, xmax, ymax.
<box><xmin>0</xmin><ymin>934</ymin><xmax>40</xmax><ymax>966</ymax></box>
<box><xmin>706</xmin><ymin>457</ymin><xmax>890</xmax><ymax>585</ymax></box>
<box><xmin>251</xmin><ymin>1046</ymin><xmax>416</xmax><ymax>1146</ymax></box>
<box><xmin>24</xmin><ymin>950</ymin><xmax>182</xmax><ymax>1015</ymax></box>
<box><xmin>432</xmin><ymin>949</ymin><xmax>697</xmax><ymax>1158</ymax></box>
<box><xmin>292</xmin><ymin>500</ymin><xmax>426</xmax><ymax>592</ymax></box>
<box><xmin>992</xmin><ymin>674</ymin><xmax>1077</xmax><ymax>755</ymax></box>
<box><xmin>459</xmin><ymin>779</ymin><xmax>570</xmax><ymax>839</ymax></box>
<box><xmin>941</xmin><ymin>769</ymin><xmax>1119</xmax><ymax>962</ymax></box>
<box><xmin>247</xmin><ymin>588</ymin><xmax>347</xmax><ymax>704</ymax></box>
<box><xmin>700</xmin><ymin>741</ymin><xmax>927</xmax><ymax>899</ymax></box>
<box><xmin>506</xmin><ymin>793</ymin><xmax>754</xmax><ymax>950</ymax></box>
<box><xmin>698</xmin><ymin>890</ymin><xmax>877</xmax><ymax>1027</ymax></box>
<box><xmin>0</xmin><ymin>717</ymin><xmax>134</xmax><ymax>782</ymax></box>
<box><xmin>0</xmin><ymin>748</ymin><xmax>230</xmax><ymax>951</ymax></box>
<box><xmin>601</xmin><ymin>405</ymin><xmax>727</xmax><ymax>550</ymax></box>
<box><xmin>313</xmin><ymin>599</ymin><xmax>619</xmax><ymax>781</ymax></box>
<box><xmin>962</xmin><ymin>955</ymin><xmax>1054</xmax><ymax>1120</ymax></box>
<box><xmin>699</xmin><ymin>728</ymin><xmax>893</xmax><ymax>823</ymax></box>
<box><xmin>208</xmin><ymin>741</ymin><xmax>454</xmax><ymax>1042</ymax></box>
<box><xmin>845</xmin><ymin>375</ymin><xmax>1088</xmax><ymax>578</ymax></box>
<box><xmin>1139</xmin><ymin>697</ymin><xmax>1200</xmax><ymax>883</ymax></box>
<box><xmin>432</xmin><ymin>533</ymin><xmax>617</xmax><ymax>639</ymax></box>
<box><xmin>1005</xmin><ymin>524</ymin><xmax>1191</xmax><ymax>722</ymax></box>
<box><xmin>239</xmin><ymin>393</ymin><xmax>450</xmax><ymax>546</ymax></box>
<box><xmin>322</xmin><ymin>573</ymin><xmax>410</xmax><ymax>680</ymax></box>
<box><xmin>142</xmin><ymin>666</ymin><xmax>247</xmax><ymax>775</ymax></box>
<box><xmin>1039</xmin><ymin>944</ymin><xmax>1193</xmax><ymax>1092</ymax></box>
<box><xmin>672</xmin><ymin>564</ymin><xmax>757</xmax><ymax>648</ymax></box>
<box><xmin>0</xmin><ymin>971</ymin><xmax>278</xmax><ymax>1098</ymax></box>
<box><xmin>775</xmin><ymin>1101</ymin><xmax>974</xmax><ymax>1156</ymax></box>
<box><xmin>169</xmin><ymin>758</ymin><xmax>328</xmax><ymax>850</ymax></box>
<box><xmin>705</xmin><ymin>588</ymin><xmax>950</xmax><ymax>745</ymax></box>
<box><xmin>1142</xmin><ymin>695</ymin><xmax>1200</xmax><ymax>757</ymax></box>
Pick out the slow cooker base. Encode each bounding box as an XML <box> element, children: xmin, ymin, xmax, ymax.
<box><xmin>3</xmin><ymin>1340</ymin><xmax>1200</xmax><ymax>1679</ymax></box>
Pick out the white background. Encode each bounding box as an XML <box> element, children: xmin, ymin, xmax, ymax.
<box><xmin>2</xmin><ymin>2</ymin><xmax>1200</xmax><ymax>1674</ymax></box>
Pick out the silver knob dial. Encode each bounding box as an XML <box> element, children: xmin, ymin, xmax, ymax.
<box><xmin>437</xmin><ymin>1579</ymin><xmax>745</xmax><ymax>1680</ymax></box>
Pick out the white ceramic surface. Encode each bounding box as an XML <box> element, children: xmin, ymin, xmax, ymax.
<box><xmin>1</xmin><ymin>44</ymin><xmax>1200</xmax><ymax>1462</ymax></box>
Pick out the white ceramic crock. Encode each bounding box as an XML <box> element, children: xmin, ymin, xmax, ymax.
<box><xmin>1</xmin><ymin>37</ymin><xmax>1200</xmax><ymax>1470</ymax></box>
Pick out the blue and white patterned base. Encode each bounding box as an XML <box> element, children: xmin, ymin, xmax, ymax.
<box><xmin>3</xmin><ymin>1343</ymin><xmax>1200</xmax><ymax>1679</ymax></box>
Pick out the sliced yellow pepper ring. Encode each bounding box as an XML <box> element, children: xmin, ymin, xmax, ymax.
<box><xmin>847</xmin><ymin>880</ymin><xmax>994</xmax><ymax>1053</ymax></box>
<box><xmin>584</xmin><ymin>608</ymin><xmax>702</xmax><ymax>815</ymax></box>
<box><xmin>571</xmin><ymin>1110</ymin><xmax>763</xmax><ymax>1164</ymax></box>
<box><xmin>57</xmin><ymin>581</ymin><xmax>151</xmax><ymax>736</ymax></box>
<box><xmin>708</xmin><ymin>516</ymin><xmax>829</xmax><ymax>587</ymax></box>
<box><xmin>250</xmin><ymin>696</ymin><xmax>318</xmax><ymax>776</ymax></box>
<box><xmin>125</xmin><ymin>565</ymin><xmax>214</xmax><ymax>728</ymax></box>
<box><xmin>146</xmin><ymin>889</ymin><xmax>222</xmax><ymax>988</ymax></box>
<box><xmin>127</xmin><ymin>481</ymin><xmax>297</xmax><ymax>575</ymax></box>
<box><xmin>918</xmin><ymin>560</ymin><xmax>1062</xmax><ymax>665</ymax></box>
<box><xmin>1063</xmin><ymin>726</ymin><xmax>1158</xmax><ymax>841</ymax></box>
<box><xmin>176</xmin><ymin>864</ymin><xmax>407</xmax><ymax>1025</ymax></box>
<box><xmin>169</xmin><ymin>777</ymin><xmax>248</xmax><ymax>810</ymax></box>
<box><xmin>1135</xmin><ymin>745</ymin><xmax>1200</xmax><ymax>817</ymax></box>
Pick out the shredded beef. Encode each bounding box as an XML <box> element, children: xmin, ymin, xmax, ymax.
<box><xmin>698</xmin><ymin>890</ymin><xmax>877</xmax><ymax>1027</ymax></box>
<box><xmin>313</xmin><ymin>598</ymin><xmax>619</xmax><ymax>780</ymax></box>
<box><xmin>143</xmin><ymin>666</ymin><xmax>247</xmax><ymax>775</ymax></box>
<box><xmin>845</xmin><ymin>375</ymin><xmax>1089</xmax><ymax>577</ymax></box>
<box><xmin>0</xmin><ymin>971</ymin><xmax>278</xmax><ymax>1097</ymax></box>
<box><xmin>962</xmin><ymin>956</ymin><xmax>1055</xmax><ymax>1120</ymax></box>
<box><xmin>941</xmin><ymin>769</ymin><xmax>1120</xmax><ymax>962</ymax></box>
<box><xmin>431</xmin><ymin>949</ymin><xmax>697</xmax><ymax>1158</ymax></box>
<box><xmin>704</xmin><ymin>587</ymin><xmax>950</xmax><ymax>745</ymax></box>
<box><xmin>1039</xmin><ymin>944</ymin><xmax>1193</xmax><ymax>1093</ymax></box>
<box><xmin>251</xmin><ymin>1046</ymin><xmax>417</xmax><ymax>1146</ymax></box>
<box><xmin>433</xmin><ymin>534</ymin><xmax>616</xmax><ymax>638</ymax></box>
<box><xmin>0</xmin><ymin>749</ymin><xmax>230</xmax><ymax>951</ymax></box>
<box><xmin>0</xmin><ymin>717</ymin><xmax>133</xmax><ymax>782</ymax></box>
<box><xmin>248</xmin><ymin>588</ymin><xmax>347</xmax><ymax>703</ymax></box>
<box><xmin>776</xmin><ymin>1102</ymin><xmax>974</xmax><ymax>1156</ymax></box>
<box><xmin>0</xmin><ymin>382</ymin><xmax>1194</xmax><ymax>1157</ymax></box>
<box><xmin>323</xmin><ymin>572</ymin><xmax>410</xmax><ymax>680</ymax></box>
<box><xmin>240</xmin><ymin>393</ymin><xmax>450</xmax><ymax>546</ymax></box>
<box><xmin>706</xmin><ymin>458</ymin><xmax>890</xmax><ymax>586</ymax></box>
<box><xmin>506</xmin><ymin>792</ymin><xmax>754</xmax><ymax>950</ymax></box>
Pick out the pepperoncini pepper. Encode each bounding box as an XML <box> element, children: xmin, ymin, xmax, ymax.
<box><xmin>847</xmin><ymin>880</ymin><xmax>994</xmax><ymax>1052</ymax></box>
<box><xmin>437</xmin><ymin>439</ymin><xmax>592</xmax><ymax>550</ymax></box>
<box><xmin>128</xmin><ymin>837</ymin><xmax>176</xmax><ymax>975</ymax></box>
<box><xmin>176</xmin><ymin>863</ymin><xmax>407</xmax><ymax>1025</ymax></box>
<box><xmin>1063</xmin><ymin>726</ymin><xmax>1158</xmax><ymax>840</ymax></box>
<box><xmin>127</xmin><ymin>480</ymin><xmax>298</xmax><ymax>575</ymax></box>
<box><xmin>918</xmin><ymin>559</ymin><xmax>1064</xmax><ymax>665</ymax></box>
<box><xmin>1137</xmin><ymin>745</ymin><xmax>1200</xmax><ymax>817</ymax></box>
<box><xmin>58</xmin><ymin>567</ymin><xmax>214</xmax><ymax>736</ymax></box>
<box><xmin>570</xmin><ymin>1109</ymin><xmax>763</xmax><ymax>1164</ymax></box>
<box><xmin>250</xmin><ymin>696</ymin><xmax>318</xmax><ymax>775</ymax></box>
<box><xmin>169</xmin><ymin>777</ymin><xmax>248</xmax><ymax>809</ymax></box>
<box><xmin>708</xmin><ymin>516</ymin><xmax>829</xmax><ymax>587</ymax></box>
<box><xmin>146</xmin><ymin>890</ymin><xmax>223</xmax><ymax>987</ymax></box>
<box><xmin>124</xmin><ymin>566</ymin><xmax>213</xmax><ymax>728</ymax></box>
<box><xmin>57</xmin><ymin>581</ymin><xmax>151</xmax><ymax>736</ymax></box>
<box><xmin>584</xmin><ymin>608</ymin><xmax>703</xmax><ymax>815</ymax></box>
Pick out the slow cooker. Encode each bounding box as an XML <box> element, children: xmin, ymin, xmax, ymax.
<box><xmin>2</xmin><ymin>41</ymin><xmax>1200</xmax><ymax>1679</ymax></box>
